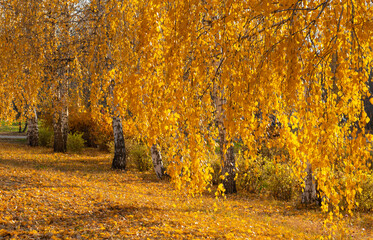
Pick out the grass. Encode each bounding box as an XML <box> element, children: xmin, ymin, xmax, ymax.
<box><xmin>0</xmin><ymin>138</ymin><xmax>27</xmax><ymax>144</ymax></box>
<box><xmin>0</xmin><ymin>121</ymin><xmax>26</xmax><ymax>135</ymax></box>
<box><xmin>0</xmin><ymin>142</ymin><xmax>372</xmax><ymax>239</ymax></box>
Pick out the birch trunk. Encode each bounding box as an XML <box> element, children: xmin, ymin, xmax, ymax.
<box><xmin>301</xmin><ymin>163</ymin><xmax>317</xmax><ymax>204</ymax></box>
<box><xmin>22</xmin><ymin>122</ymin><xmax>28</xmax><ymax>133</ymax></box>
<box><xmin>53</xmin><ymin>105</ymin><xmax>68</xmax><ymax>153</ymax></box>
<box><xmin>301</xmin><ymin>53</ymin><xmax>338</xmax><ymax>204</ymax></box>
<box><xmin>111</xmin><ymin>116</ymin><xmax>126</xmax><ymax>170</ymax></box>
<box><xmin>151</xmin><ymin>144</ymin><xmax>166</xmax><ymax>179</ymax></box>
<box><xmin>50</xmin><ymin>15</ymin><xmax>70</xmax><ymax>153</ymax></box>
<box><xmin>214</xmin><ymin>82</ymin><xmax>237</xmax><ymax>194</ymax></box>
<box><xmin>101</xmin><ymin>0</ymin><xmax>127</xmax><ymax>170</ymax></box>
<box><xmin>27</xmin><ymin>109</ymin><xmax>39</xmax><ymax>147</ymax></box>
<box><xmin>53</xmin><ymin>80</ymin><xmax>69</xmax><ymax>153</ymax></box>
<box><xmin>221</xmin><ymin>145</ymin><xmax>237</xmax><ymax>194</ymax></box>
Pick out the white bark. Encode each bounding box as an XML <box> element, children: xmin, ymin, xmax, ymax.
<box><xmin>301</xmin><ymin>163</ymin><xmax>317</xmax><ymax>204</ymax></box>
<box><xmin>213</xmin><ymin>81</ymin><xmax>237</xmax><ymax>194</ymax></box>
<box><xmin>53</xmin><ymin>104</ymin><xmax>68</xmax><ymax>152</ymax></box>
<box><xmin>27</xmin><ymin>109</ymin><xmax>39</xmax><ymax>147</ymax></box>
<box><xmin>112</xmin><ymin>115</ymin><xmax>126</xmax><ymax>170</ymax></box>
<box><xmin>151</xmin><ymin>144</ymin><xmax>166</xmax><ymax>179</ymax></box>
<box><xmin>301</xmin><ymin>52</ymin><xmax>338</xmax><ymax>204</ymax></box>
<box><xmin>53</xmin><ymin>80</ymin><xmax>69</xmax><ymax>153</ymax></box>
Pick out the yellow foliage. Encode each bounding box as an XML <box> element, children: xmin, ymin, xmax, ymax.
<box><xmin>0</xmin><ymin>0</ymin><xmax>373</xmax><ymax>233</ymax></box>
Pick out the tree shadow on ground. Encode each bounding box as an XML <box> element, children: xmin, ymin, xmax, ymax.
<box><xmin>1</xmin><ymin>200</ymin><xmax>165</xmax><ymax>239</ymax></box>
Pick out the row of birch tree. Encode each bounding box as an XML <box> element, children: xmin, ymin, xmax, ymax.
<box><xmin>1</xmin><ymin>0</ymin><xmax>373</xmax><ymax>222</ymax></box>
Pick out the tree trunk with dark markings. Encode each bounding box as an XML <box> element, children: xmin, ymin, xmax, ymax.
<box><xmin>301</xmin><ymin>163</ymin><xmax>317</xmax><ymax>204</ymax></box>
<box><xmin>151</xmin><ymin>144</ymin><xmax>166</xmax><ymax>179</ymax></box>
<box><xmin>27</xmin><ymin>109</ymin><xmax>39</xmax><ymax>147</ymax></box>
<box><xmin>112</xmin><ymin>115</ymin><xmax>126</xmax><ymax>170</ymax></box>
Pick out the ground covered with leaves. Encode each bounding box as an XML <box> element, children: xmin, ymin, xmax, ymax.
<box><xmin>0</xmin><ymin>142</ymin><xmax>372</xmax><ymax>239</ymax></box>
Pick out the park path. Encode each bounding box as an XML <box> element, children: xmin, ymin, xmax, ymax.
<box><xmin>0</xmin><ymin>135</ymin><xmax>26</xmax><ymax>139</ymax></box>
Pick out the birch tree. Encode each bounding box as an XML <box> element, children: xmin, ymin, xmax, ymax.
<box><xmin>1</xmin><ymin>0</ymin><xmax>373</xmax><ymax>230</ymax></box>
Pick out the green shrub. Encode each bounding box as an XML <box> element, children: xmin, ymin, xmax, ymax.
<box><xmin>264</xmin><ymin>163</ymin><xmax>297</xmax><ymax>201</ymax></box>
<box><xmin>236</xmin><ymin>154</ymin><xmax>298</xmax><ymax>201</ymax></box>
<box><xmin>208</xmin><ymin>147</ymin><xmax>298</xmax><ymax>200</ymax></box>
<box><xmin>236</xmin><ymin>156</ymin><xmax>266</xmax><ymax>193</ymax></box>
<box><xmin>38</xmin><ymin>127</ymin><xmax>54</xmax><ymax>147</ymax></box>
<box><xmin>69</xmin><ymin>110</ymin><xmax>113</xmax><ymax>148</ymax></box>
<box><xmin>67</xmin><ymin>132</ymin><xmax>85</xmax><ymax>153</ymax></box>
<box><xmin>356</xmin><ymin>172</ymin><xmax>373</xmax><ymax>212</ymax></box>
<box><xmin>106</xmin><ymin>141</ymin><xmax>115</xmax><ymax>154</ymax></box>
<box><xmin>129</xmin><ymin>143</ymin><xmax>152</xmax><ymax>172</ymax></box>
